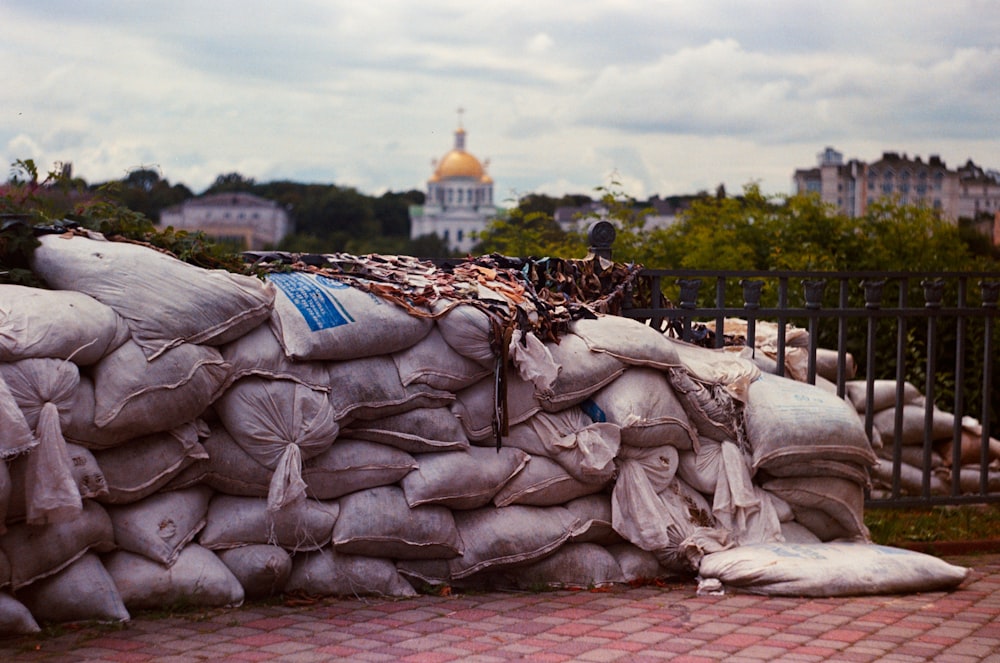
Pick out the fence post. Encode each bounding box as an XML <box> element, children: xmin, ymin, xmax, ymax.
<box><xmin>588</xmin><ymin>221</ymin><xmax>615</xmax><ymax>261</ymax></box>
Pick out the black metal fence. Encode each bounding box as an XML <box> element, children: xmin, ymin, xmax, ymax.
<box><xmin>619</xmin><ymin>266</ymin><xmax>1000</xmax><ymax>508</ymax></box>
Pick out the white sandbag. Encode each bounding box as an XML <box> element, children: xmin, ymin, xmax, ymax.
<box><xmin>509</xmin><ymin>329</ymin><xmax>560</xmax><ymax>395</ymax></box>
<box><xmin>505</xmin><ymin>409</ymin><xmax>620</xmax><ymax>485</ymax></box>
<box><xmin>571</xmin><ymin>315</ymin><xmax>682</xmax><ymax>370</ymax></box>
<box><xmin>217</xmin><ymin>544</ymin><xmax>292</xmax><ymax>599</ymax></box>
<box><xmin>697</xmin><ymin>542</ymin><xmax>970</xmax><ymax>597</ymax></box>
<box><xmin>285</xmin><ymin>547</ymin><xmax>417</xmax><ymax>598</ymax></box>
<box><xmin>61</xmin><ymin>376</ymin><xmax>130</xmax><ymax>449</ymax></box>
<box><xmin>1</xmin><ymin>500</ymin><xmax>115</xmax><ymax>589</ymax></box>
<box><xmin>873</xmin><ymin>404</ymin><xmax>957</xmax><ymax>446</ymax></box>
<box><xmin>171</xmin><ymin>422</ymin><xmax>270</xmax><ymax>498</ymax></box>
<box><xmin>494</xmin><ymin>542</ymin><xmax>625</xmax><ymax>590</ymax></box>
<box><xmin>93</xmin><ymin>422</ymin><xmax>209</xmax><ymax>504</ymax></box>
<box><xmin>0</xmin><ymin>358</ymin><xmax>82</xmax><ymax>524</ymax></box>
<box><xmin>763</xmin><ymin>476</ymin><xmax>870</xmax><ymax>542</ymax></box>
<box><xmin>448</xmin><ymin>505</ymin><xmax>580</xmax><ymax>580</ymax></box>
<box><xmin>780</xmin><ymin>520</ymin><xmax>823</xmax><ymax>544</ymax></box>
<box><xmin>107</xmin><ymin>487</ymin><xmax>213</xmax><ymax>566</ymax></box>
<box><xmin>31</xmin><ymin>233</ymin><xmax>274</xmax><ymax>360</ymax></box>
<box><xmin>267</xmin><ymin>271</ymin><xmax>432</xmax><ymax>361</ymax></box>
<box><xmin>492</xmin><ymin>456</ymin><xmax>603</xmax><ymax>507</ymax></box>
<box><xmin>303</xmin><ymin>439</ymin><xmax>416</xmax><ymax>500</ymax></box>
<box><xmin>452</xmin><ymin>371</ymin><xmax>541</xmax><ymax>442</ymax></box>
<box><xmin>401</xmin><ymin>446</ymin><xmax>528</xmax><ymax>509</ymax></box>
<box><xmin>581</xmin><ymin>368</ymin><xmax>698</xmax><ymax>449</ymax></box>
<box><xmin>607</xmin><ymin>543</ymin><xmax>672</xmax><ymax>583</ymax></box>
<box><xmin>564</xmin><ymin>494</ymin><xmax>622</xmax><ymax>546</ymax></box>
<box><xmin>666</xmin><ymin>366</ymin><xmax>742</xmax><ymax>444</ymax></box>
<box><xmin>90</xmin><ymin>340</ymin><xmax>230</xmax><ymax>440</ymax></box>
<box><xmin>342</xmin><ymin>407</ymin><xmax>470</xmax><ymax>453</ymax></box>
<box><xmin>845</xmin><ymin>379</ymin><xmax>922</xmax><ymax>414</ymax></box>
<box><xmin>669</xmin><ymin>339</ymin><xmax>761</xmax><ymax>404</ymax></box>
<box><xmin>18</xmin><ymin>553</ymin><xmax>130</xmax><ymax>625</ymax></box>
<box><xmin>200</xmin><ymin>496</ymin><xmax>339</xmax><ymax>552</ymax></box>
<box><xmin>219</xmin><ymin>321</ymin><xmax>331</xmax><ymax>392</ymax></box>
<box><xmin>534</xmin><ymin>332</ymin><xmax>626</xmax><ymax>413</ymax></box>
<box><xmin>327</xmin><ymin>356</ymin><xmax>453</xmax><ymax>423</ymax></box>
<box><xmin>744</xmin><ymin>373</ymin><xmax>877</xmax><ymax>475</ymax></box>
<box><xmin>0</xmin><ymin>592</ymin><xmax>39</xmax><ymax>636</ymax></box>
<box><xmin>393</xmin><ymin>326</ymin><xmax>492</xmax><ymax>392</ymax></box>
<box><xmin>432</xmin><ymin>300</ymin><xmax>498</xmax><ymax>368</ymax></box>
<box><xmin>215</xmin><ymin>377</ymin><xmax>339</xmax><ymax>511</ymax></box>
<box><xmin>869</xmin><ymin>458</ymin><xmax>947</xmax><ymax>496</ymax></box>
<box><xmin>0</xmin><ymin>372</ymin><xmax>35</xmax><ymax>459</ymax></box>
<box><xmin>0</xmin><ymin>284</ymin><xmax>130</xmax><ymax>365</ymax></box>
<box><xmin>333</xmin><ymin>486</ymin><xmax>463</xmax><ymax>560</ymax></box>
<box><xmin>105</xmin><ymin>544</ymin><xmax>244</xmax><ymax>610</ymax></box>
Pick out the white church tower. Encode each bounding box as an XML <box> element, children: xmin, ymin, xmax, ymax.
<box><xmin>409</xmin><ymin>111</ymin><xmax>497</xmax><ymax>254</ymax></box>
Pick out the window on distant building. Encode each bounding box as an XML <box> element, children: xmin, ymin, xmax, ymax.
<box><xmin>457</xmin><ymin>230</ymin><xmax>464</xmax><ymax>242</ymax></box>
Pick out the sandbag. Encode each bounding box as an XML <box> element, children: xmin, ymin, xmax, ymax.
<box><xmin>763</xmin><ymin>476</ymin><xmax>870</xmax><ymax>542</ymax></box>
<box><xmin>669</xmin><ymin>339</ymin><xmax>760</xmax><ymax>404</ymax></box>
<box><xmin>0</xmin><ymin>592</ymin><xmax>39</xmax><ymax>636</ymax></box>
<box><xmin>169</xmin><ymin>422</ymin><xmax>270</xmax><ymax>498</ymax></box>
<box><xmin>534</xmin><ymin>332</ymin><xmax>625</xmax><ymax>412</ymax></box>
<box><xmin>342</xmin><ymin>407</ymin><xmax>470</xmax><ymax>453</ymax></box>
<box><xmin>448</xmin><ymin>505</ymin><xmax>580</xmax><ymax>580</ymax></box>
<box><xmin>200</xmin><ymin>495</ymin><xmax>339</xmax><ymax>552</ymax></box>
<box><xmin>452</xmin><ymin>370</ymin><xmax>541</xmax><ymax>442</ymax></box>
<box><xmin>105</xmin><ymin>544</ymin><xmax>244</xmax><ymax>610</ymax></box>
<box><xmin>571</xmin><ymin>315</ymin><xmax>681</xmax><ymax>370</ymax></box>
<box><xmin>18</xmin><ymin>553</ymin><xmax>129</xmax><ymax>625</ymax></box>
<box><xmin>392</xmin><ymin>326</ymin><xmax>492</xmax><ymax>392</ymax></box>
<box><xmin>744</xmin><ymin>373</ymin><xmax>877</xmax><ymax>475</ymax></box>
<box><xmin>698</xmin><ymin>542</ymin><xmax>970</xmax><ymax>596</ymax></box>
<box><xmin>0</xmin><ymin>358</ymin><xmax>82</xmax><ymax>524</ymax></box>
<box><xmin>107</xmin><ymin>487</ymin><xmax>213</xmax><ymax>566</ymax></box>
<box><xmin>401</xmin><ymin>446</ymin><xmax>528</xmax><ymax>509</ymax></box>
<box><xmin>505</xmin><ymin>409</ymin><xmax>620</xmax><ymax>485</ymax></box>
<box><xmin>302</xmin><ymin>439</ymin><xmax>417</xmax><ymax>500</ymax></box>
<box><xmin>873</xmin><ymin>404</ymin><xmax>959</xmax><ymax>446</ymax></box>
<box><xmin>31</xmin><ymin>233</ymin><xmax>274</xmax><ymax>360</ymax></box>
<box><xmin>0</xmin><ymin>283</ymin><xmax>130</xmax><ymax>365</ymax></box>
<box><xmin>564</xmin><ymin>494</ymin><xmax>622</xmax><ymax>546</ymax></box>
<box><xmin>327</xmin><ymin>356</ymin><xmax>453</xmax><ymax>423</ymax></box>
<box><xmin>1</xmin><ymin>500</ymin><xmax>115</xmax><ymax>589</ymax></box>
<box><xmin>267</xmin><ymin>271</ymin><xmax>432</xmax><ymax>361</ymax></box>
<box><xmin>845</xmin><ymin>379</ymin><xmax>922</xmax><ymax>414</ymax></box>
<box><xmin>667</xmin><ymin>366</ymin><xmax>742</xmax><ymax>444</ymax></box>
<box><xmin>219</xmin><ymin>321</ymin><xmax>331</xmax><ymax>392</ymax></box>
<box><xmin>607</xmin><ymin>543</ymin><xmax>672</xmax><ymax>583</ymax></box>
<box><xmin>493</xmin><ymin>456</ymin><xmax>603</xmax><ymax>507</ymax></box>
<box><xmin>332</xmin><ymin>486</ymin><xmax>463</xmax><ymax>559</ymax></box>
<box><xmin>0</xmin><ymin>372</ymin><xmax>35</xmax><ymax>459</ymax></box>
<box><xmin>285</xmin><ymin>547</ymin><xmax>417</xmax><ymax>598</ymax></box>
<box><xmin>581</xmin><ymin>368</ymin><xmax>698</xmax><ymax>449</ymax></box>
<box><xmin>431</xmin><ymin>300</ymin><xmax>499</xmax><ymax>368</ymax></box>
<box><xmin>93</xmin><ymin>422</ymin><xmax>209</xmax><ymax>504</ymax></box>
<box><xmin>215</xmin><ymin>377</ymin><xmax>339</xmax><ymax>511</ymax></box>
<box><xmin>216</xmin><ymin>545</ymin><xmax>292</xmax><ymax>599</ymax></box>
<box><xmin>493</xmin><ymin>542</ymin><xmax>625</xmax><ymax>590</ymax></box>
<box><xmin>90</xmin><ymin>340</ymin><xmax>230</xmax><ymax>440</ymax></box>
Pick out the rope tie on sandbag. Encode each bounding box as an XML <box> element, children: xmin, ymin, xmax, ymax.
<box><xmin>490</xmin><ymin>319</ymin><xmax>515</xmax><ymax>451</ymax></box>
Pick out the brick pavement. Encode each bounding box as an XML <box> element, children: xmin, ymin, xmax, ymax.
<box><xmin>3</xmin><ymin>554</ymin><xmax>999</xmax><ymax>662</ymax></box>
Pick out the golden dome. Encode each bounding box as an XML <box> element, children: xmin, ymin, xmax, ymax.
<box><xmin>430</xmin><ymin>126</ymin><xmax>491</xmax><ymax>182</ymax></box>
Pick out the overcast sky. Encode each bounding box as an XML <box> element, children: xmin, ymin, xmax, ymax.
<box><xmin>3</xmin><ymin>1</ymin><xmax>999</xmax><ymax>204</ymax></box>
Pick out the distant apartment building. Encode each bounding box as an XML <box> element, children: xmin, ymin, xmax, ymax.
<box><xmin>409</xmin><ymin>122</ymin><xmax>497</xmax><ymax>254</ymax></box>
<box><xmin>159</xmin><ymin>192</ymin><xmax>290</xmax><ymax>250</ymax></box>
<box><xmin>794</xmin><ymin>148</ymin><xmax>1000</xmax><ymax>237</ymax></box>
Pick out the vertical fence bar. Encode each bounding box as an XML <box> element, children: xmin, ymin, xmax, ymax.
<box><xmin>921</xmin><ymin>279</ymin><xmax>944</xmax><ymax>499</ymax></box>
<box><xmin>862</xmin><ymin>279</ymin><xmax>885</xmax><ymax>446</ymax></box>
<box><xmin>836</xmin><ymin>277</ymin><xmax>849</xmax><ymax>398</ymax></box>
<box><xmin>892</xmin><ymin>277</ymin><xmax>910</xmax><ymax>500</ymax></box>
<box><xmin>776</xmin><ymin>278</ymin><xmax>788</xmax><ymax>377</ymax></box>
<box><xmin>951</xmin><ymin>278</ymin><xmax>968</xmax><ymax>495</ymax></box>
<box><xmin>803</xmin><ymin>279</ymin><xmax>826</xmax><ymax>385</ymax></box>
<box><xmin>715</xmin><ymin>277</ymin><xmax>726</xmax><ymax>349</ymax></box>
<box><xmin>980</xmin><ymin>281</ymin><xmax>999</xmax><ymax>495</ymax></box>
<box><xmin>741</xmin><ymin>280</ymin><xmax>764</xmax><ymax>355</ymax></box>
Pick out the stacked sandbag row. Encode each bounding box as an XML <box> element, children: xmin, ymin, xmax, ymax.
<box><xmin>842</xmin><ymin>380</ymin><xmax>1000</xmax><ymax>497</ymax></box>
<box><xmin>0</xmin><ymin>232</ymin><xmax>961</xmax><ymax>633</ymax></box>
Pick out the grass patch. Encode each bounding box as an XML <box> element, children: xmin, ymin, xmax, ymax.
<box><xmin>865</xmin><ymin>503</ymin><xmax>1000</xmax><ymax>545</ymax></box>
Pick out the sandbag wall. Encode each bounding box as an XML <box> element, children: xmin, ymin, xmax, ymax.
<box><xmin>0</xmin><ymin>232</ymin><xmax>946</xmax><ymax>634</ymax></box>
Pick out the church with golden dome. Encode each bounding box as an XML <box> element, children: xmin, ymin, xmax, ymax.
<box><xmin>409</xmin><ymin>116</ymin><xmax>497</xmax><ymax>254</ymax></box>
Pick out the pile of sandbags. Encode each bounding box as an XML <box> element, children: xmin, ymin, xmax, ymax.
<box><xmin>0</xmin><ymin>231</ymin><xmax>970</xmax><ymax>633</ymax></box>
